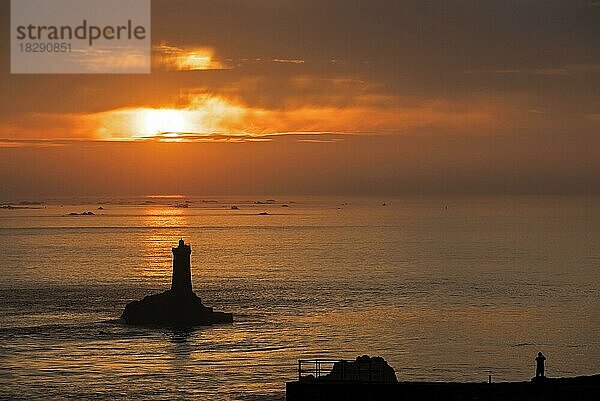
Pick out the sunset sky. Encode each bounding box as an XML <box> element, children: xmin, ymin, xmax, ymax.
<box><xmin>1</xmin><ymin>0</ymin><xmax>599</xmax><ymax>198</ymax></box>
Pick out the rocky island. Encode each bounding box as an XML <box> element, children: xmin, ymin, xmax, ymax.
<box><xmin>121</xmin><ymin>239</ymin><xmax>233</xmax><ymax>326</ymax></box>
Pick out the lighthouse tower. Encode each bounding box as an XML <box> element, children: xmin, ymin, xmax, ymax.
<box><xmin>171</xmin><ymin>238</ymin><xmax>193</xmax><ymax>295</ymax></box>
<box><xmin>121</xmin><ymin>238</ymin><xmax>233</xmax><ymax>325</ymax></box>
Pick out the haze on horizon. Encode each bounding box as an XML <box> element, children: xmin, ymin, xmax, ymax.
<box><xmin>1</xmin><ymin>0</ymin><xmax>599</xmax><ymax>198</ymax></box>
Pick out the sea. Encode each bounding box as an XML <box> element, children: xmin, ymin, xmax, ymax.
<box><xmin>0</xmin><ymin>195</ymin><xmax>599</xmax><ymax>400</ymax></box>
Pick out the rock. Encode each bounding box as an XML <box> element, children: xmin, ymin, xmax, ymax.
<box><xmin>18</xmin><ymin>200</ymin><xmax>43</xmax><ymax>205</ymax></box>
<box><xmin>121</xmin><ymin>289</ymin><xmax>232</xmax><ymax>326</ymax></box>
<box><xmin>320</xmin><ymin>355</ymin><xmax>398</xmax><ymax>383</ymax></box>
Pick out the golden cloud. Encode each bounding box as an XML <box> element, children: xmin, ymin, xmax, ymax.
<box><xmin>153</xmin><ymin>43</ymin><xmax>230</xmax><ymax>71</ymax></box>
<box><xmin>0</xmin><ymin>92</ymin><xmax>499</xmax><ymax>143</ymax></box>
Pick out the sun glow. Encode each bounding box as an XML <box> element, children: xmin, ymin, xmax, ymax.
<box><xmin>137</xmin><ymin>109</ymin><xmax>190</xmax><ymax>136</ymax></box>
<box><xmin>154</xmin><ymin>43</ymin><xmax>227</xmax><ymax>71</ymax></box>
<box><xmin>178</xmin><ymin>52</ymin><xmax>216</xmax><ymax>71</ymax></box>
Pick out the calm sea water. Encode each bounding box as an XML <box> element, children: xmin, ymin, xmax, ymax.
<box><xmin>0</xmin><ymin>196</ymin><xmax>599</xmax><ymax>400</ymax></box>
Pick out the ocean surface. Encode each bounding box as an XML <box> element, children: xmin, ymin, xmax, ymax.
<box><xmin>0</xmin><ymin>196</ymin><xmax>599</xmax><ymax>400</ymax></box>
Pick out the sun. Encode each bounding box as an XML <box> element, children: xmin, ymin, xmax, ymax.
<box><xmin>138</xmin><ymin>109</ymin><xmax>189</xmax><ymax>136</ymax></box>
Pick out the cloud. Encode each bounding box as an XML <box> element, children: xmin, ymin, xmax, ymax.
<box><xmin>463</xmin><ymin>64</ymin><xmax>600</xmax><ymax>77</ymax></box>
<box><xmin>0</xmin><ymin>138</ymin><xmax>76</xmax><ymax>148</ymax></box>
<box><xmin>69</xmin><ymin>46</ymin><xmax>150</xmax><ymax>73</ymax></box>
<box><xmin>153</xmin><ymin>43</ymin><xmax>231</xmax><ymax>71</ymax></box>
<box><xmin>0</xmin><ymin>92</ymin><xmax>499</xmax><ymax>142</ymax></box>
<box><xmin>0</xmin><ymin>132</ymin><xmax>346</xmax><ymax>147</ymax></box>
<box><xmin>272</xmin><ymin>58</ymin><xmax>305</xmax><ymax>64</ymax></box>
<box><xmin>0</xmin><ymin>112</ymin><xmax>97</xmax><ymax>140</ymax></box>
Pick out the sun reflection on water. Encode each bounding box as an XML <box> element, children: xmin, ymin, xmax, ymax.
<box><xmin>139</xmin><ymin>207</ymin><xmax>189</xmax><ymax>279</ymax></box>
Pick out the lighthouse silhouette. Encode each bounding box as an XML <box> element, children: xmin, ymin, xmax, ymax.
<box><xmin>122</xmin><ymin>238</ymin><xmax>233</xmax><ymax>325</ymax></box>
<box><xmin>171</xmin><ymin>238</ymin><xmax>193</xmax><ymax>295</ymax></box>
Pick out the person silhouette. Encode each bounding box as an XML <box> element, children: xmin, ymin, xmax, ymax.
<box><xmin>535</xmin><ymin>352</ymin><xmax>546</xmax><ymax>378</ymax></box>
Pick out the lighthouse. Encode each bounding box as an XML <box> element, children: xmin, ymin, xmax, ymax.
<box><xmin>171</xmin><ymin>238</ymin><xmax>193</xmax><ymax>295</ymax></box>
<box><xmin>122</xmin><ymin>239</ymin><xmax>232</xmax><ymax>326</ymax></box>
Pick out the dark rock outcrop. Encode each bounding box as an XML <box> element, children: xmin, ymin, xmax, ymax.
<box><xmin>323</xmin><ymin>355</ymin><xmax>398</xmax><ymax>383</ymax></box>
<box><xmin>121</xmin><ymin>289</ymin><xmax>232</xmax><ymax>326</ymax></box>
<box><xmin>121</xmin><ymin>239</ymin><xmax>233</xmax><ymax>327</ymax></box>
<box><xmin>300</xmin><ymin>356</ymin><xmax>398</xmax><ymax>384</ymax></box>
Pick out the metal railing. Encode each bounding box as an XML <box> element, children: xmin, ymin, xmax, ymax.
<box><xmin>297</xmin><ymin>359</ymin><xmax>389</xmax><ymax>382</ymax></box>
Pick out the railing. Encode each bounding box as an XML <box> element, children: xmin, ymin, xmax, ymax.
<box><xmin>297</xmin><ymin>359</ymin><xmax>389</xmax><ymax>382</ymax></box>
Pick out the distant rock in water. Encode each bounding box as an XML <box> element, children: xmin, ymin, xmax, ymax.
<box><xmin>18</xmin><ymin>200</ymin><xmax>44</xmax><ymax>206</ymax></box>
<box><xmin>121</xmin><ymin>239</ymin><xmax>233</xmax><ymax>327</ymax></box>
<box><xmin>231</xmin><ymin>205</ymin><xmax>239</xmax><ymax>210</ymax></box>
<box><xmin>68</xmin><ymin>211</ymin><xmax>95</xmax><ymax>216</ymax></box>
<box><xmin>1</xmin><ymin>202</ymin><xmax>44</xmax><ymax>210</ymax></box>
<box><xmin>254</xmin><ymin>199</ymin><xmax>275</xmax><ymax>204</ymax></box>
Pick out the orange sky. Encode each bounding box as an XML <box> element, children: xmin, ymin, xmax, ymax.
<box><xmin>0</xmin><ymin>0</ymin><xmax>599</xmax><ymax>197</ymax></box>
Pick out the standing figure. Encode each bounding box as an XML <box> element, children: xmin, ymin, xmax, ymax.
<box><xmin>535</xmin><ymin>352</ymin><xmax>546</xmax><ymax>378</ymax></box>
